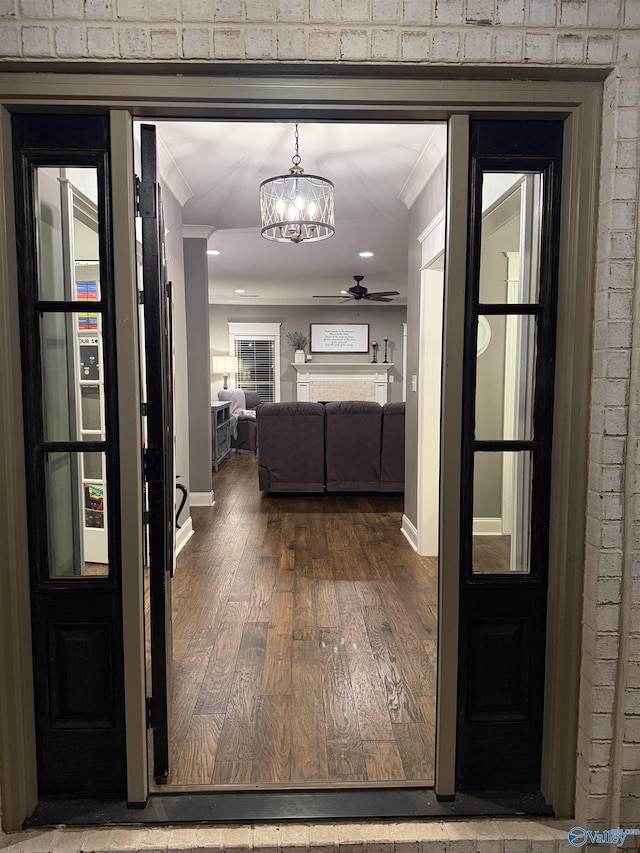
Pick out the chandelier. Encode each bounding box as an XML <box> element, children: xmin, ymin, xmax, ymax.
<box><xmin>260</xmin><ymin>124</ymin><xmax>335</xmax><ymax>244</ymax></box>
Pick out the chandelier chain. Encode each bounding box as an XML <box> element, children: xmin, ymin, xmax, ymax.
<box><xmin>292</xmin><ymin>123</ymin><xmax>301</xmax><ymax>167</ymax></box>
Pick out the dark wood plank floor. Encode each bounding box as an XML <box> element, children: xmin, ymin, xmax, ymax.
<box><xmin>168</xmin><ymin>453</ymin><xmax>437</xmax><ymax>788</ymax></box>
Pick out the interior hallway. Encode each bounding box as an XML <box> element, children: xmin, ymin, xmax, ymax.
<box><xmin>168</xmin><ymin>454</ymin><xmax>437</xmax><ymax>787</ymax></box>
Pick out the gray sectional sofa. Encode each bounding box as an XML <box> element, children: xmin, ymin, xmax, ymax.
<box><xmin>257</xmin><ymin>400</ymin><xmax>405</xmax><ymax>494</ymax></box>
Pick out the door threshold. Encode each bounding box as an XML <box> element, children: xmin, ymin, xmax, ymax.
<box><xmin>151</xmin><ymin>779</ymin><xmax>436</xmax><ymax>793</ymax></box>
<box><xmin>25</xmin><ymin>788</ymin><xmax>552</xmax><ymax>827</ymax></box>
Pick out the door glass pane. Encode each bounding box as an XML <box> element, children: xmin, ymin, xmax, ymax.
<box><xmin>45</xmin><ymin>451</ymin><xmax>109</xmax><ymax>578</ymax></box>
<box><xmin>472</xmin><ymin>450</ymin><xmax>532</xmax><ymax>574</ymax></box>
<box><xmin>35</xmin><ymin>167</ymin><xmax>101</xmax><ymax>301</ymax></box>
<box><xmin>40</xmin><ymin>312</ymin><xmax>105</xmax><ymax>442</ymax></box>
<box><xmin>479</xmin><ymin>173</ymin><xmax>542</xmax><ymax>305</ymax></box>
<box><xmin>475</xmin><ymin>314</ymin><xmax>537</xmax><ymax>441</ymax></box>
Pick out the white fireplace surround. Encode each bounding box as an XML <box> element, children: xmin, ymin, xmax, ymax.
<box><xmin>292</xmin><ymin>362</ymin><xmax>393</xmax><ymax>404</ymax></box>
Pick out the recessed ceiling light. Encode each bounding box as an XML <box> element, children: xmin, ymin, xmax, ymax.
<box><xmin>207</xmin><ymin>249</ymin><xmax>220</xmax><ymax>256</ymax></box>
<box><xmin>359</xmin><ymin>251</ymin><xmax>374</xmax><ymax>258</ymax></box>
<box><xmin>235</xmin><ymin>289</ymin><xmax>246</xmax><ymax>294</ymax></box>
<box><xmin>340</xmin><ymin>290</ymin><xmax>349</xmax><ymax>294</ymax></box>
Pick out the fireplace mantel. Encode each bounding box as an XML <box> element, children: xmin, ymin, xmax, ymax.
<box><xmin>291</xmin><ymin>362</ymin><xmax>393</xmax><ymax>404</ymax></box>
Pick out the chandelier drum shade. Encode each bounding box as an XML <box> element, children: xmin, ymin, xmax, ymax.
<box><xmin>260</xmin><ymin>124</ymin><xmax>335</xmax><ymax>244</ymax></box>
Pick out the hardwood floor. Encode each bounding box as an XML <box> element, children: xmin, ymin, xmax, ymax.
<box><xmin>168</xmin><ymin>453</ymin><xmax>438</xmax><ymax>788</ymax></box>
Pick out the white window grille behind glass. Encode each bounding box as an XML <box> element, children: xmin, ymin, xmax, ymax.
<box><xmin>234</xmin><ymin>338</ymin><xmax>276</xmax><ymax>402</ymax></box>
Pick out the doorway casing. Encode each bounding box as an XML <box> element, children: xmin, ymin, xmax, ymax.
<box><xmin>0</xmin><ymin>69</ymin><xmax>602</xmax><ymax>829</ymax></box>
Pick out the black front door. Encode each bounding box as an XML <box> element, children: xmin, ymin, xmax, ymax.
<box><xmin>139</xmin><ymin>123</ymin><xmax>175</xmax><ymax>782</ymax></box>
<box><xmin>12</xmin><ymin>113</ymin><xmax>126</xmax><ymax>797</ymax></box>
<box><xmin>456</xmin><ymin>120</ymin><xmax>563</xmax><ymax>789</ymax></box>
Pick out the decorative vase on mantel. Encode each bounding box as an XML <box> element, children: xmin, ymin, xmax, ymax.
<box><xmin>294</xmin><ymin>349</ymin><xmax>305</xmax><ymax>364</ymax></box>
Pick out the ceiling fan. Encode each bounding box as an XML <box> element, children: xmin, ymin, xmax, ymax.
<box><xmin>313</xmin><ymin>275</ymin><xmax>400</xmax><ymax>303</ymax></box>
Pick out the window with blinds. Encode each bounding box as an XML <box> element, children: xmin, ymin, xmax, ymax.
<box><xmin>233</xmin><ymin>338</ymin><xmax>276</xmax><ymax>402</ymax></box>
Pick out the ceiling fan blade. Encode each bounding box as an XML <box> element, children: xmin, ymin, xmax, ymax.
<box><xmin>367</xmin><ymin>291</ymin><xmax>400</xmax><ymax>297</ymax></box>
<box><xmin>313</xmin><ymin>295</ymin><xmax>344</xmax><ymax>298</ymax></box>
<box><xmin>365</xmin><ymin>295</ymin><xmax>393</xmax><ymax>302</ymax></box>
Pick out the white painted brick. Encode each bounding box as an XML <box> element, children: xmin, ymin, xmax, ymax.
<box><xmin>586</xmin><ymin>34</ymin><xmax>614</xmax><ymax>64</ymax></box>
<box><xmin>625</xmin><ymin>688</ymin><xmax>640</xmax><ymax>715</ymax></box>
<box><xmin>431</xmin><ymin>29</ymin><xmax>460</xmax><ymax>61</ymax></box>
<box><xmin>434</xmin><ymin>0</ymin><xmax>464</xmax><ymax>25</ymax></box>
<box><xmin>555</xmin><ymin>32</ymin><xmax>585</xmax><ymax>63</ymax></box>
<box><xmin>150</xmin><ymin>0</ymin><xmax>178</xmax><ymax>20</ymax></box>
<box><xmin>615</xmin><ymin>141</ymin><xmax>639</xmax><ymax>170</ymax></box>
<box><xmin>589</xmin><ymin>766</ymin><xmax>611</xmax><ymax>794</ymax></box>
<box><xmin>605</xmin><ymin>350</ymin><xmax>631</xmax><ymax>379</ymax></box>
<box><xmin>182</xmin><ymin>26</ymin><xmax>212</xmax><ymax>57</ymax></box>
<box><xmin>371</xmin><ymin>28</ymin><xmax>397</xmax><ymax>59</ymax></box>
<box><xmin>213</xmin><ymin>27</ymin><xmax>243</xmax><ymax>56</ymax></box>
<box><xmin>629</xmin><ymin>637</ymin><xmax>640</xmax><ymax>662</ymax></box>
<box><xmin>588</xmin><ymin>0</ymin><xmax>621</xmax><ymax>27</ymax></box>
<box><xmin>402</xmin><ymin>0</ymin><xmax>431</xmax><ymax>25</ymax></box>
<box><xmin>340</xmin><ymin>28</ymin><xmax>368</xmax><ymax>59</ymax></box>
<box><xmin>623</xmin><ymin>0</ymin><xmax>640</xmax><ymax>27</ymax></box>
<box><xmin>276</xmin><ymin>26</ymin><xmax>304</xmax><ymax>57</ymax></box>
<box><xmin>494</xmin><ymin>31</ymin><xmax>522</xmax><ymax>61</ymax></box>
<box><xmin>308</xmin><ymin>28</ymin><xmax>338</xmax><ymax>58</ymax></box>
<box><xmin>617</xmin><ymin>32</ymin><xmax>640</xmax><ymax>62</ymax></box>
<box><xmin>601</xmin><ymin>520</ymin><xmax>623</xmax><ymax>549</ymax></box>
<box><xmin>22</xmin><ymin>23</ymin><xmax>52</xmax><ymax>53</ymax></box>
<box><xmin>496</xmin><ymin>0</ymin><xmax>523</xmax><ymax>25</ymax></box>
<box><xmin>244</xmin><ymin>25</ymin><xmax>275</xmax><ymax>57</ymax></box>
<box><xmin>594</xmin><ymin>603</ymin><xmax>621</xmax><ymax>633</ymax></box>
<box><xmin>619</xmin><ymin>78</ymin><xmax>640</xmax><ymax>107</ymax></box>
<box><xmin>87</xmin><ymin>25</ymin><xmax>118</xmax><ymax>56</ymax></box>
<box><xmin>525</xmin><ymin>0</ymin><xmax>556</xmax><ymax>26</ymax></box>
<box><xmin>52</xmin><ymin>0</ymin><xmax>82</xmax><ymax>16</ymax></box>
<box><xmin>0</xmin><ymin>0</ymin><xmax>17</xmax><ymax>15</ymax></box>
<box><xmin>245</xmin><ymin>0</ymin><xmax>275</xmax><ymax>21</ymax></box>
<box><xmin>221</xmin><ymin>825</ymin><xmax>252</xmax><ymax>851</ymax></box>
<box><xmin>213</xmin><ymin>0</ymin><xmax>243</xmax><ymax>21</ymax></box>
<box><xmin>372</xmin><ymin>0</ymin><xmax>400</xmax><ymax>23</ymax></box>
<box><xmin>623</xmin><ymin>744</ymin><xmax>640</xmax><ymax>771</ymax></box>
<box><xmin>311</xmin><ymin>0</ymin><xmax>338</xmax><ymax>20</ymax></box>
<box><xmin>621</xmin><ymin>771</ymin><xmax>640</xmax><ymax>796</ymax></box>
<box><xmin>181</xmin><ymin>0</ymin><xmax>213</xmax><ymax>21</ymax></box>
<box><xmin>308</xmin><ymin>823</ymin><xmax>336</xmax><ymax>853</ymax></box>
<box><xmin>339</xmin><ymin>0</ymin><xmax>369</xmax><ymax>23</ymax></box>
<box><xmin>523</xmin><ymin>31</ymin><xmax>553</xmax><ymax>62</ymax></box>
<box><xmin>401</xmin><ymin>29</ymin><xmax>429</xmax><ymax>61</ymax></box>
<box><xmin>628</xmin><ymin>662</ymin><xmax>640</xmax><ymax>689</ymax></box>
<box><xmin>625</xmin><ymin>717</ymin><xmax>640</xmax><ymax>742</ymax></box>
<box><xmin>607</xmin><ymin>320</ymin><xmax>633</xmax><ymax>348</ymax></box>
<box><xmin>615</xmin><ymin>107</ymin><xmax>640</xmax><ymax>139</ymax></box>
<box><xmin>465</xmin><ymin>0</ymin><xmax>494</xmax><ymax>25</ymax></box>
<box><xmin>276</xmin><ymin>0</ymin><xmax>307</xmax><ymax>20</ymax></box>
<box><xmin>560</xmin><ymin>0</ymin><xmax>588</xmax><ymax>27</ymax></box>
<box><xmin>611</xmin><ymin>201</ymin><xmax>636</xmax><ymax>230</ymax></box>
<box><xmin>117</xmin><ymin>0</ymin><xmax>147</xmax><ymax>20</ymax></box>
<box><xmin>605</xmin><ymin>378</ymin><xmax>628</xmax><ymax>406</ymax></box>
<box><xmin>20</xmin><ymin>0</ymin><xmax>52</xmax><ymax>16</ymax></box>
<box><xmin>150</xmin><ymin>26</ymin><xmax>179</xmax><ymax>56</ymax></box>
<box><xmin>54</xmin><ymin>22</ymin><xmax>84</xmax><ymax>54</ymax></box>
<box><xmin>118</xmin><ymin>26</ymin><xmax>149</xmax><ymax>56</ymax></box>
<box><xmin>597</xmin><ymin>575</ymin><xmax>622</xmax><ymax>603</ymax></box>
<box><xmin>463</xmin><ymin>28</ymin><xmax>492</xmax><ymax>60</ymax></box>
<box><xmin>84</xmin><ymin>0</ymin><xmax>114</xmax><ymax>19</ymax></box>
<box><xmin>598</xmin><ymin>549</ymin><xmax>624</xmax><ymax>577</ymax></box>
<box><xmin>0</xmin><ymin>23</ymin><xmax>21</xmax><ymax>53</ymax></box>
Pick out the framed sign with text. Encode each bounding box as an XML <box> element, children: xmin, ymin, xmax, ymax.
<box><xmin>310</xmin><ymin>323</ymin><xmax>370</xmax><ymax>354</ymax></box>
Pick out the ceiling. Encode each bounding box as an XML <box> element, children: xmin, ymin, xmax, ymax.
<box><xmin>153</xmin><ymin>121</ymin><xmax>447</xmax><ymax>306</ymax></box>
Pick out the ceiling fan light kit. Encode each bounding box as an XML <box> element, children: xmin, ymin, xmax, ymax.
<box><xmin>260</xmin><ymin>124</ymin><xmax>335</xmax><ymax>244</ymax></box>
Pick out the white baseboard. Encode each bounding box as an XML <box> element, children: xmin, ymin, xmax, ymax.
<box><xmin>473</xmin><ymin>517</ymin><xmax>503</xmax><ymax>535</ymax></box>
<box><xmin>175</xmin><ymin>517</ymin><xmax>194</xmax><ymax>556</ymax></box>
<box><xmin>401</xmin><ymin>514</ymin><xmax>419</xmax><ymax>552</ymax></box>
<box><xmin>190</xmin><ymin>490</ymin><xmax>214</xmax><ymax>506</ymax></box>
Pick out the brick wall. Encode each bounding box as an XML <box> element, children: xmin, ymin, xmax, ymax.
<box><xmin>1</xmin><ymin>0</ymin><xmax>640</xmax><ymax>832</ymax></box>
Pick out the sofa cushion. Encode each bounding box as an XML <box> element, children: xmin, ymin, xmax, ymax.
<box><xmin>257</xmin><ymin>402</ymin><xmax>326</xmax><ymax>492</ymax></box>
<box><xmin>381</xmin><ymin>401</ymin><xmax>405</xmax><ymax>492</ymax></box>
<box><xmin>325</xmin><ymin>400</ymin><xmax>382</xmax><ymax>492</ymax></box>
